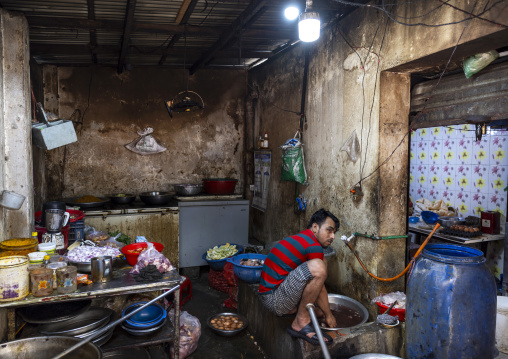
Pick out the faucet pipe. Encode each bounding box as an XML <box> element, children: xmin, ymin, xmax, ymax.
<box><xmin>353</xmin><ymin>232</ymin><xmax>408</xmax><ymax>240</ymax></box>
<box><xmin>306</xmin><ymin>303</ymin><xmax>331</xmax><ymax>359</ymax></box>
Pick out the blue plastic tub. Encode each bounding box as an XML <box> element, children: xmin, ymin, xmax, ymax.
<box><xmin>202</xmin><ymin>243</ymin><xmax>243</xmax><ymax>271</ymax></box>
<box><xmin>226</xmin><ymin>254</ymin><xmax>266</xmax><ymax>283</ymax></box>
<box><xmin>122</xmin><ymin>302</ymin><xmax>167</xmax><ymax>328</ymax></box>
<box><xmin>408</xmin><ymin>216</ymin><xmax>419</xmax><ymax>223</ymax></box>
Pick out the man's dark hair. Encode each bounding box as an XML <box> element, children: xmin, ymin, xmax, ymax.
<box><xmin>307</xmin><ymin>208</ymin><xmax>340</xmax><ymax>232</ymax></box>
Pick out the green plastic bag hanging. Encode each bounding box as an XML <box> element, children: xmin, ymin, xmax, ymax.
<box><xmin>280</xmin><ymin>131</ymin><xmax>308</xmax><ymax>185</ymax></box>
<box><xmin>463</xmin><ymin>50</ymin><xmax>499</xmax><ymax>79</ymax></box>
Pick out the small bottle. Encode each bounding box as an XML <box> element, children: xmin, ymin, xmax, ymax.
<box><xmin>32</xmin><ymin>231</ymin><xmax>38</xmax><ymax>242</ymax></box>
<box><xmin>42</xmin><ymin>255</ymin><xmax>50</xmax><ymax>267</ymax></box>
<box><xmin>262</xmin><ymin>132</ymin><xmax>269</xmax><ymax>148</ymax></box>
<box><xmin>258</xmin><ymin>136</ymin><xmax>263</xmax><ymax>149</ymax></box>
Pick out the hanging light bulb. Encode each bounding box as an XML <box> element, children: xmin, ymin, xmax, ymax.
<box><xmin>298</xmin><ymin>0</ymin><xmax>320</xmax><ymax>42</ymax></box>
<box><xmin>284</xmin><ymin>6</ymin><xmax>300</xmax><ymax>20</ymax></box>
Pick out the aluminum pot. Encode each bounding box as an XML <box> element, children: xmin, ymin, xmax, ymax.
<box><xmin>174</xmin><ymin>184</ymin><xmax>203</xmax><ymax>196</ymax></box>
<box><xmin>139</xmin><ymin>191</ymin><xmax>174</xmax><ymax>205</ymax></box>
<box><xmin>437</xmin><ymin>216</ymin><xmax>465</xmax><ymax>228</ymax></box>
<box><xmin>0</xmin><ymin>336</ymin><xmax>102</xmax><ymax>359</ymax></box>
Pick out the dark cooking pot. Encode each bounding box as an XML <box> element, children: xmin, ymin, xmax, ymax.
<box><xmin>108</xmin><ymin>193</ymin><xmax>136</xmax><ymax>204</ymax></box>
<box><xmin>202</xmin><ymin>178</ymin><xmax>237</xmax><ymax>195</ymax></box>
<box><xmin>139</xmin><ymin>191</ymin><xmax>174</xmax><ymax>205</ymax></box>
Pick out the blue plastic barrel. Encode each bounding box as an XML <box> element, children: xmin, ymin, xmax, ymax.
<box><xmin>406</xmin><ymin>243</ymin><xmax>497</xmax><ymax>359</ymax></box>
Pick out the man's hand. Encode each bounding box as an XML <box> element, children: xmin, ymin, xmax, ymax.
<box><xmin>324</xmin><ymin>313</ymin><xmax>337</xmax><ymax>328</ymax></box>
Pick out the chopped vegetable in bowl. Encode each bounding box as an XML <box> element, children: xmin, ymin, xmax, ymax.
<box><xmin>67</xmin><ymin>245</ymin><xmax>121</xmax><ymax>263</ymax></box>
<box><xmin>206</xmin><ymin>243</ymin><xmax>238</xmax><ymax>260</ymax></box>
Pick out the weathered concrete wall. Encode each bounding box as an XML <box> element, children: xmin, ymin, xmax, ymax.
<box><xmin>0</xmin><ymin>9</ymin><xmax>32</xmax><ymax>341</ymax></box>
<box><xmin>30</xmin><ymin>59</ymin><xmax>45</xmax><ymax>213</ymax></box>
<box><xmin>43</xmin><ymin>67</ymin><xmax>246</xmax><ymax>201</ymax></box>
<box><xmin>249</xmin><ymin>0</ymin><xmax>508</xmax><ymax>315</ymax></box>
<box><xmin>0</xmin><ymin>10</ymin><xmax>33</xmax><ymax>240</ymax></box>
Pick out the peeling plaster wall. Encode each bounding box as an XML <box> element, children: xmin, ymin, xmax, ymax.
<box><xmin>43</xmin><ymin>67</ymin><xmax>246</xmax><ymax>200</ymax></box>
<box><xmin>249</xmin><ymin>0</ymin><xmax>508</xmax><ymax>315</ymax></box>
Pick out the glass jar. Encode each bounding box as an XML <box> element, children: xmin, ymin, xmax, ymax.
<box><xmin>56</xmin><ymin>265</ymin><xmax>77</xmax><ymax>294</ymax></box>
<box><xmin>30</xmin><ymin>267</ymin><xmax>53</xmax><ymax>297</ymax></box>
<box><xmin>46</xmin><ymin>262</ymin><xmax>67</xmax><ymax>289</ymax></box>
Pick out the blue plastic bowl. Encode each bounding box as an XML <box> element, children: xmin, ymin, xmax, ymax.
<box><xmin>226</xmin><ymin>254</ymin><xmax>266</xmax><ymax>283</ymax></box>
<box><xmin>202</xmin><ymin>243</ymin><xmax>244</xmax><ymax>271</ymax></box>
<box><xmin>421</xmin><ymin>211</ymin><xmax>439</xmax><ymax>224</ymax></box>
<box><xmin>122</xmin><ymin>302</ymin><xmax>166</xmax><ymax>328</ymax></box>
<box><xmin>409</xmin><ymin>216</ymin><xmax>420</xmax><ymax>223</ymax></box>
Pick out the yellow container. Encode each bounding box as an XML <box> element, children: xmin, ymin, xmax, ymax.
<box><xmin>0</xmin><ymin>256</ymin><xmax>29</xmax><ymax>301</ymax></box>
<box><xmin>0</xmin><ymin>238</ymin><xmax>38</xmax><ymax>257</ymax></box>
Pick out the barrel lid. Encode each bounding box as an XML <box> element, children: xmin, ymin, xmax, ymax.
<box><xmin>421</xmin><ymin>243</ymin><xmax>485</xmax><ymax>264</ymax></box>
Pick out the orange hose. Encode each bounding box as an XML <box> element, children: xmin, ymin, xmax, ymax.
<box><xmin>344</xmin><ymin>223</ymin><xmax>440</xmax><ymax>282</ymax></box>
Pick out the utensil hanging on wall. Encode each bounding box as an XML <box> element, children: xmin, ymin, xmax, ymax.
<box><xmin>164</xmin><ymin>30</ymin><xmax>204</xmax><ymax>118</ymax></box>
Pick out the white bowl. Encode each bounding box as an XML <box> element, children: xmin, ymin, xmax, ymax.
<box><xmin>28</xmin><ymin>252</ymin><xmax>47</xmax><ymax>262</ymax></box>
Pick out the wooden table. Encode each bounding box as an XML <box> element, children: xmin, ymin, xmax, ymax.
<box><xmin>0</xmin><ymin>266</ymin><xmax>182</xmax><ymax>357</ymax></box>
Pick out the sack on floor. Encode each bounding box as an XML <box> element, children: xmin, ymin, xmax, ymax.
<box><xmin>169</xmin><ymin>309</ymin><xmax>201</xmax><ymax>359</ymax></box>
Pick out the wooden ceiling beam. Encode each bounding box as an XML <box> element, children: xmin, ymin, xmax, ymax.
<box><xmin>86</xmin><ymin>0</ymin><xmax>97</xmax><ymax>64</ymax></box>
<box><xmin>117</xmin><ymin>0</ymin><xmax>137</xmax><ymax>73</ymax></box>
<box><xmin>29</xmin><ymin>43</ymin><xmax>273</xmax><ymax>59</ymax></box>
<box><xmin>190</xmin><ymin>0</ymin><xmax>270</xmax><ymax>74</ymax></box>
<box><xmin>159</xmin><ymin>0</ymin><xmax>199</xmax><ymax>65</ymax></box>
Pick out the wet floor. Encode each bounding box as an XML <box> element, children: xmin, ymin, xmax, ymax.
<box><xmin>179</xmin><ymin>268</ymin><xmax>266</xmax><ymax>359</ymax></box>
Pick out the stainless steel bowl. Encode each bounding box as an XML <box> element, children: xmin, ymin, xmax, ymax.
<box><xmin>108</xmin><ymin>193</ymin><xmax>136</xmax><ymax>204</ymax></box>
<box><xmin>207</xmin><ymin>312</ymin><xmax>248</xmax><ymax>337</ymax></box>
<box><xmin>321</xmin><ymin>294</ymin><xmax>369</xmax><ymax>330</ymax></box>
<box><xmin>0</xmin><ymin>336</ymin><xmax>102</xmax><ymax>359</ymax></box>
<box><xmin>120</xmin><ymin>317</ymin><xmax>167</xmax><ymax>336</ymax></box>
<box><xmin>174</xmin><ymin>184</ymin><xmax>203</xmax><ymax>196</ymax></box>
<box><xmin>438</xmin><ymin>216</ymin><xmax>466</xmax><ymax>228</ymax></box>
<box><xmin>139</xmin><ymin>191</ymin><xmax>174</xmax><ymax>205</ymax></box>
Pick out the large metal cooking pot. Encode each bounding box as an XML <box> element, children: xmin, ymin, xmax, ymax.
<box><xmin>0</xmin><ymin>336</ymin><xmax>102</xmax><ymax>359</ymax></box>
<box><xmin>108</xmin><ymin>193</ymin><xmax>136</xmax><ymax>204</ymax></box>
<box><xmin>139</xmin><ymin>191</ymin><xmax>174</xmax><ymax>205</ymax></box>
<box><xmin>174</xmin><ymin>184</ymin><xmax>203</xmax><ymax>196</ymax></box>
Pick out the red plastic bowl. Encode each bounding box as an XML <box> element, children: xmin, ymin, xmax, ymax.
<box><xmin>202</xmin><ymin>178</ymin><xmax>237</xmax><ymax>195</ymax></box>
<box><xmin>376</xmin><ymin>301</ymin><xmax>406</xmax><ymax>322</ymax></box>
<box><xmin>121</xmin><ymin>242</ymin><xmax>164</xmax><ymax>266</ymax></box>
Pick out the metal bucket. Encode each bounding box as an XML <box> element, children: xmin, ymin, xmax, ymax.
<box><xmin>0</xmin><ymin>255</ymin><xmax>29</xmax><ymax>301</ymax></box>
<box><xmin>0</xmin><ymin>336</ymin><xmax>102</xmax><ymax>358</ymax></box>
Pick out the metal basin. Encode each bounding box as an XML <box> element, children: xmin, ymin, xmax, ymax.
<box><xmin>323</xmin><ymin>294</ymin><xmax>369</xmax><ymax>330</ymax></box>
<box><xmin>0</xmin><ymin>336</ymin><xmax>102</xmax><ymax>359</ymax></box>
<box><xmin>139</xmin><ymin>191</ymin><xmax>174</xmax><ymax>205</ymax></box>
<box><xmin>174</xmin><ymin>184</ymin><xmax>203</xmax><ymax>196</ymax></box>
<box><xmin>437</xmin><ymin>216</ymin><xmax>465</xmax><ymax>228</ymax></box>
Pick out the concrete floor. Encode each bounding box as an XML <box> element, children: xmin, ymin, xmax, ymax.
<box><xmin>180</xmin><ymin>268</ymin><xmax>266</xmax><ymax>359</ymax></box>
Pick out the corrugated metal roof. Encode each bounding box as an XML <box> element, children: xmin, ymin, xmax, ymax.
<box><xmin>1</xmin><ymin>0</ymin><xmax>353</xmax><ymax>71</ymax></box>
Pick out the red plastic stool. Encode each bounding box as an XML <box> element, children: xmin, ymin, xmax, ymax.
<box><xmin>179</xmin><ymin>276</ymin><xmax>192</xmax><ymax>307</ymax></box>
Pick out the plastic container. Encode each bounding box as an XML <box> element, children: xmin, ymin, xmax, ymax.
<box><xmin>376</xmin><ymin>301</ymin><xmax>406</xmax><ymax>322</ymax></box>
<box><xmin>56</xmin><ymin>265</ymin><xmax>77</xmax><ymax>294</ymax></box>
<box><xmin>38</xmin><ymin>242</ymin><xmax>56</xmax><ymax>255</ymax></box>
<box><xmin>202</xmin><ymin>178</ymin><xmax>238</xmax><ymax>195</ymax></box>
<box><xmin>408</xmin><ymin>216</ymin><xmax>419</xmax><ymax>223</ymax></box>
<box><xmin>0</xmin><ymin>190</ymin><xmax>26</xmax><ymax>210</ymax></box>
<box><xmin>406</xmin><ymin>244</ymin><xmax>496</xmax><ymax>359</ymax></box>
<box><xmin>420</xmin><ymin>210</ymin><xmax>439</xmax><ymax>224</ymax></box>
<box><xmin>202</xmin><ymin>243</ymin><xmax>244</xmax><ymax>271</ymax></box>
<box><xmin>121</xmin><ymin>242</ymin><xmax>164</xmax><ymax>266</ymax></box>
<box><xmin>30</xmin><ymin>267</ymin><xmax>54</xmax><ymax>297</ymax></box>
<box><xmin>0</xmin><ymin>256</ymin><xmax>29</xmax><ymax>301</ymax></box>
<box><xmin>28</xmin><ymin>251</ymin><xmax>48</xmax><ymax>264</ymax></box>
<box><xmin>226</xmin><ymin>254</ymin><xmax>266</xmax><ymax>283</ymax></box>
<box><xmin>496</xmin><ymin>296</ymin><xmax>508</xmax><ymax>354</ymax></box>
<box><xmin>0</xmin><ymin>238</ymin><xmax>38</xmax><ymax>258</ymax></box>
<box><xmin>68</xmin><ymin>219</ymin><xmax>85</xmax><ymax>244</ymax></box>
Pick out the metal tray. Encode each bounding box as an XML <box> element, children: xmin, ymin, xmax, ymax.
<box><xmin>102</xmin><ymin>347</ymin><xmax>151</xmax><ymax>359</ymax></box>
<box><xmin>92</xmin><ymin>325</ymin><xmax>115</xmax><ymax>347</ymax></box>
<box><xmin>18</xmin><ymin>299</ymin><xmax>92</xmax><ymax>324</ymax></box>
<box><xmin>38</xmin><ymin>307</ymin><xmax>114</xmax><ymax>336</ymax></box>
<box><xmin>63</xmin><ymin>197</ymin><xmax>110</xmax><ymax>208</ymax></box>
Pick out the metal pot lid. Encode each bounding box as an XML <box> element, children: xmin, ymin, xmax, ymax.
<box><xmin>38</xmin><ymin>307</ymin><xmax>114</xmax><ymax>336</ymax></box>
<box><xmin>18</xmin><ymin>299</ymin><xmax>92</xmax><ymax>324</ymax></box>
